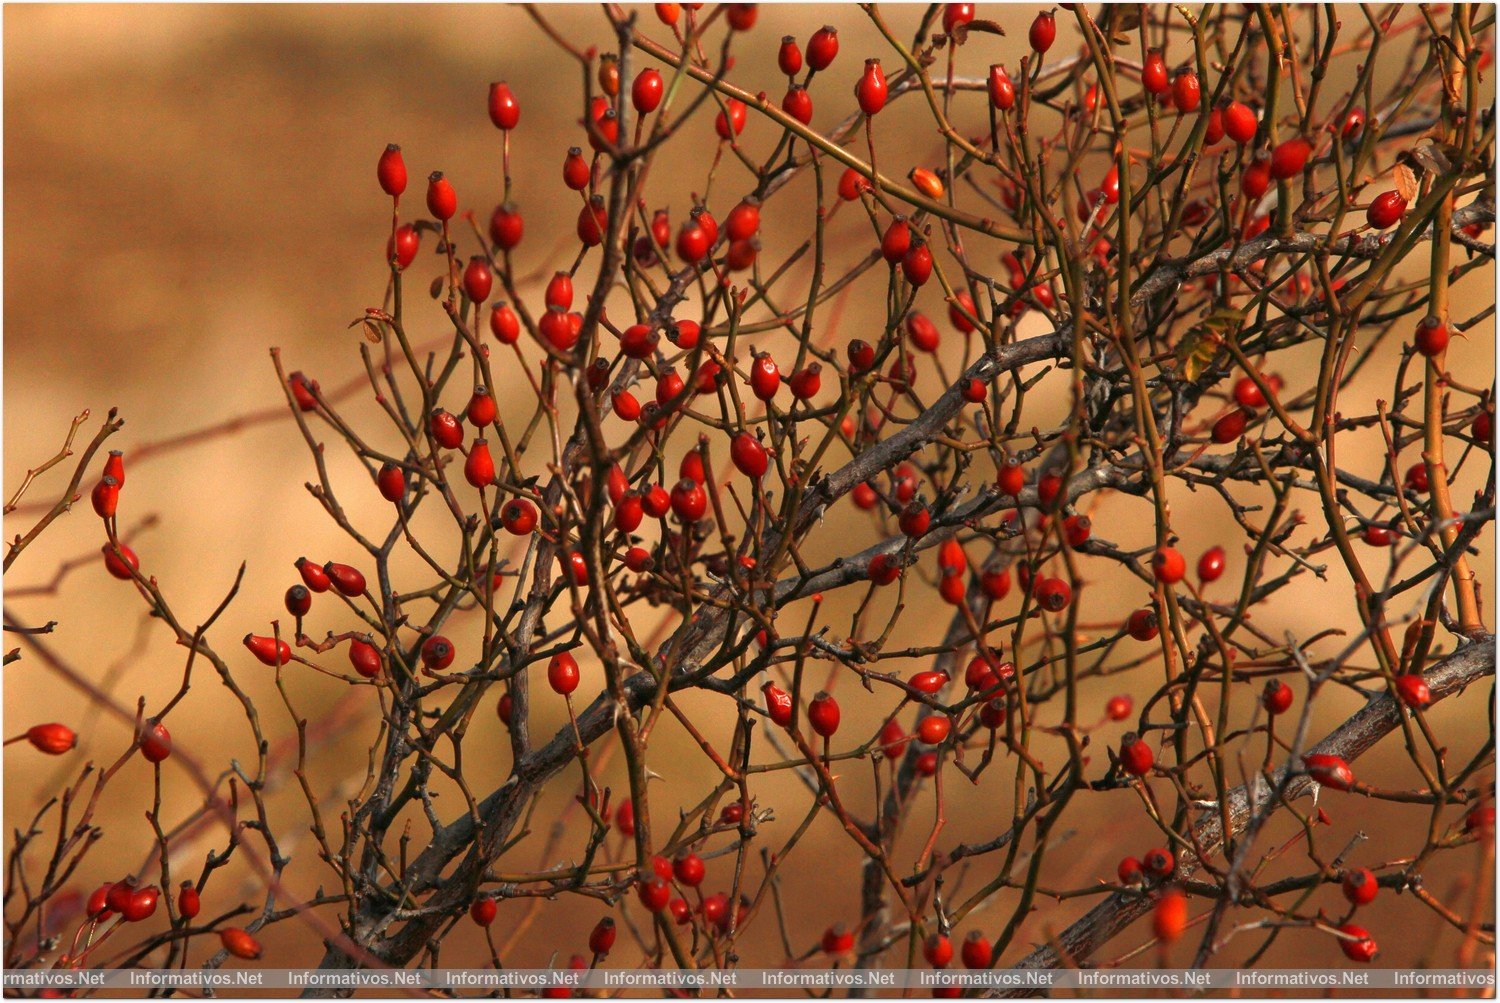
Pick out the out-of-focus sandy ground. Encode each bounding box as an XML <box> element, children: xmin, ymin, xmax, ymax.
<box><xmin>4</xmin><ymin>4</ymin><xmax>1494</xmax><ymax>985</ymax></box>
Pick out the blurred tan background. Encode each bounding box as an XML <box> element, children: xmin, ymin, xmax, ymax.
<box><xmin>5</xmin><ymin>3</ymin><xmax>1493</xmax><ymax>982</ymax></box>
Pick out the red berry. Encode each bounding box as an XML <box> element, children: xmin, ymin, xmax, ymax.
<box><xmin>1172</xmin><ymin>70</ymin><xmax>1200</xmax><ymax>112</ymax></box>
<box><xmin>376</xmin><ymin>462</ymin><xmax>406</xmax><ymax>503</ymax></box>
<box><xmin>763</xmin><ymin>682</ymin><xmax>793</xmax><ymax>727</ymax></box>
<box><xmin>924</xmin><ymin>933</ymin><xmax>953</xmax><ymax>967</ymax></box>
<box><xmin>669</xmin><ymin>478</ymin><xmax>707</xmax><ymax>522</ymax></box>
<box><xmin>961</xmin><ymin>931</ymin><xmax>992</xmax><ymax>969</ymax></box>
<box><xmin>856</xmin><ymin>59</ymin><xmax>887</xmax><ymax>115</ymax></box>
<box><xmin>500</xmin><ymin>498</ymin><xmax>538</xmax><ymax>536</ymax></box>
<box><xmin>821</xmin><ymin>924</ymin><xmax>854</xmax><ymax>956</ymax></box>
<box><xmin>988</xmin><ymin>64</ymin><xmax>1015</xmax><ymax>110</ymax></box>
<box><xmin>782</xmin><ymin>85</ymin><xmax>813</xmax><ymax>124</ymax></box>
<box><xmin>26</xmin><ymin>723</ymin><xmax>76</xmax><ymax>755</ymax></box>
<box><xmin>323</xmin><ymin>562</ymin><xmax>367</xmax><ymax>597</ymax></box>
<box><xmin>289</xmin><ymin>371</ymin><xmax>320</xmax><ymax>411</ymax></box>
<box><xmin>577</xmin><ymin>196</ymin><xmax>608</xmax><ymax>246</ymax></box>
<box><xmin>916</xmin><ymin>751</ymin><xmax>939</xmax><ymax>776</ymax></box>
<box><xmin>221</xmin><ymin>927</ymin><xmax>263</xmax><ymax>960</ymax></box>
<box><xmin>868</xmin><ymin>553</ymin><xmax>901</xmax><ymax>586</ymax></box>
<box><xmin>1262</xmin><ymin>679</ymin><xmax>1293</xmax><ymax>715</ymax></box>
<box><xmin>465</xmin><ymin>439</ymin><xmax>496</xmax><ymax>488</ymax></box>
<box><xmin>785</xmin><ymin>363</ymin><xmax>822</xmax><ymax>401</ymax></box>
<box><xmin>902</xmin><ymin>242</ymin><xmax>933</xmax><ymax>286</ymax></box>
<box><xmin>1340</xmin><ymin>106</ymin><xmax>1366</xmax><ymax>140</ymax></box>
<box><xmin>589</xmin><ymin>917</ymin><xmax>617</xmax><ymax>955</ymax></box>
<box><xmin>881</xmin><ymin>216</ymin><xmax>912</xmax><ymax>263</ymax></box>
<box><xmin>1141</xmin><ymin>50</ymin><xmax>1168</xmax><ymax>95</ymax></box>
<box><xmin>714</xmin><ymin>98</ymin><xmax>747</xmax><ymax>138</ymax></box>
<box><xmin>490</xmin><ymin>203</ymin><xmax>523</xmax><ymax>250</ymax></box>
<box><xmin>488</xmin><ymin>81</ymin><xmax>520</xmax><ymax>130</ymax></box>
<box><xmin>808</xmin><ymin>691</ymin><xmax>840</xmax><ymax>737</ymax></box>
<box><xmin>726</xmin><ymin>198</ymin><xmax>761</xmax><ymax>242</ymax></box>
<box><xmin>470</xmin><ymin>897</ymin><xmax>497</xmax><ymax>927</ymax></box>
<box><xmin>642</xmin><ymin>485</ymin><xmax>671</xmax><ymax>518</ymax></box>
<box><xmin>467</xmin><ymin>386</ymin><xmax>498</xmax><ymax>428</ymax></box>
<box><xmin>1269</xmin><ymin>137</ymin><xmax>1310</xmax><ymax>179</ymax></box>
<box><xmin>177</xmin><ymin>882</ymin><xmax>200</xmax><ymax>920</ymax></box>
<box><xmin>725</xmin><ymin>3</ymin><xmax>757</xmax><ymax>30</ymax></box>
<box><xmin>91</xmin><ymin>477</ymin><xmax>119</xmax><ymax>519</ymax></box>
<box><xmin>1037</xmin><ymin>471</ymin><xmax>1063</xmax><ymax>510</ymax></box>
<box><xmin>1232</xmin><ymin>376</ymin><xmax>1267</xmax><ymax>409</ymax></box>
<box><xmin>918</xmin><ymin>715</ymin><xmax>951</xmax><ymax>745</ymax></box>
<box><xmin>632</xmin><ymin>68</ymin><xmax>664</xmax><ymax>114</ymax></box>
<box><xmin>637</xmin><ymin>876</ymin><xmax>671</xmax><ymax>912</ymax></box>
<box><xmin>949</xmin><ymin>291</ymin><xmax>978</xmax><ymax>333</ymax></box>
<box><xmin>1153</xmin><ymin>888</ymin><xmax>1188</xmax><ymax>942</ymax></box>
<box><xmin>1304</xmin><ymin>753</ymin><xmax>1355</xmax><ymax>791</ymax></box>
<box><xmin>749</xmin><ymin>353</ymin><xmax>781</xmax><ymax>400</ymax></box>
<box><xmin>1126</xmin><ymin>609</ymin><xmax>1159</xmax><ymax>642</ymax></box>
<box><xmin>562</xmin><ymin>147</ymin><xmax>590</xmax><ymax>191</ymax></box>
<box><xmin>244</xmin><ymin>633</ymin><xmax>291</xmax><ymax>667</ymax></box>
<box><xmin>673</xmin><ymin>852</ymin><xmax>706</xmax><ymax>887</ymax></box>
<box><xmin>1028</xmin><ymin>10</ymin><xmax>1055</xmax><ymax>53</ymax></box>
<box><xmin>996</xmin><ymin>458</ymin><xmax>1025</xmax><ymax>498</ymax></box>
<box><xmin>1242</xmin><ymin>157</ymin><xmax>1272</xmax><ymax>199</ymax></box>
<box><xmin>1337</xmin><ymin>923</ymin><xmax>1377</xmax><ymax>962</ymax></box>
<box><xmin>1119</xmin><ymin>733</ymin><xmax>1154</xmax><ymax>776</ymax></box>
<box><xmin>430</xmin><ymin>409</ymin><xmax>464</xmax><ymax>449</ymax></box>
<box><xmin>420</xmin><ymin>635</ymin><xmax>455</xmax><ymax>671</ymax></box>
<box><xmin>122</xmin><ymin>885</ymin><xmax>160</xmax><ymax>923</ymax></box>
<box><xmin>899</xmin><ymin>501</ymin><xmax>931</xmax><ymax>539</ymax></box>
<box><xmin>1341</xmin><ymin>867</ymin><xmax>1379</xmax><ymax>906</ymax></box>
<box><xmin>283</xmin><ymin>584</ymin><xmax>312</xmax><ymax>618</ymax></box>
<box><xmin>490</xmin><ymin>302</ymin><xmax>520</xmax><ymax>344</ymax></box>
<box><xmin>1144</xmin><ymin>847</ymin><xmax>1174</xmax><ymax>878</ymax></box>
<box><xmin>1473</xmin><ymin>410</ymin><xmax>1492</xmax><ymax>445</ymax></box>
<box><xmin>1362</xmin><ymin>524</ymin><xmax>1398</xmax><ymax>546</ymax></box>
<box><xmin>426</xmin><ymin>171</ymin><xmax>457</xmax><ymax>221</ymax></box>
<box><xmin>675</xmin><ymin>219</ymin><xmax>711</xmax><ymax>264</ymax></box>
<box><xmin>386</xmin><ymin>224</ymin><xmax>420</xmax><ymax>269</ymax></box>
<box><xmin>377</xmin><ymin>143</ymin><xmax>407</xmax><ymax>198</ymax></box>
<box><xmin>1367</xmin><ymin>190</ymin><xmax>1408</xmax><ymax>229</ymax></box>
<box><xmin>463</xmin><ymin>257</ymin><xmax>493</xmax><ymax>303</ymax></box>
<box><xmin>139</xmin><ymin>721</ymin><xmax>172</xmax><ymax>763</ymax></box>
<box><xmin>1117</xmin><ymin>856</ymin><xmax>1144</xmax><ymax>884</ymax></box>
<box><xmin>1211</xmin><ymin>409</ymin><xmax>1248</xmax><ymax>444</ymax></box>
<box><xmin>977</xmin><ymin>564</ymin><xmax>1010</xmax><ymax>601</ymax></box>
<box><xmin>1415</xmin><ymin>316</ymin><xmax>1450</xmax><ymax>357</ymax></box>
<box><xmin>942</xmin><ymin>3</ymin><xmax>974</xmax><ymax>32</ymax></box>
<box><xmin>1396</xmin><ymin>674</ymin><xmax>1432</xmax><ymax>709</ymax></box>
<box><xmin>1034</xmin><ymin>576</ymin><xmax>1072</xmax><ymax>612</ymax></box>
<box><xmin>1106</xmin><ymin>694</ymin><xmax>1133</xmax><ymax>721</ymax></box>
<box><xmin>837</xmin><ymin>166</ymin><xmax>872</xmax><ymax>201</ymax></box>
<box><xmin>548</xmin><ymin>651</ymin><xmax>581</xmax><ymax>695</ymax></box>
<box><xmin>1405</xmin><ymin>461</ymin><xmax>1431</xmax><ymax>494</ymax></box>
<box><xmin>1197</xmin><ymin>545</ymin><xmax>1226</xmax><ymax>582</ymax></box>
<box><xmin>295</xmin><ymin>557</ymin><xmax>330</xmax><ymax>594</ymax></box>
<box><xmin>778</xmin><ymin>35</ymin><xmax>803</xmax><ymax>76</ymax></box>
<box><xmin>730</xmin><ymin>433</ymin><xmax>769</xmax><ymax>479</ymax></box>
<box><xmin>1063</xmin><ymin>514</ymin><xmax>1091</xmax><ymax>547</ymax></box>
<box><xmin>348</xmin><ymin>637</ymin><xmax>382</xmax><ymax>678</ymax></box>
<box><xmin>98</xmin><ymin>456</ymin><xmax>126</xmax><ymax>495</ymax></box>
<box><xmin>1152</xmin><ymin>546</ymin><xmax>1186</xmax><ymax>584</ymax></box>
<box><xmin>807</xmin><ymin>25</ymin><xmax>839</xmax><ymax>71</ymax></box>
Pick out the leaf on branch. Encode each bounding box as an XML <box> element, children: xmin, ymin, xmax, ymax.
<box><xmin>361</xmin><ymin>320</ymin><xmax>383</xmax><ymax>344</ymax></box>
<box><xmin>1392</xmin><ymin>163</ymin><xmax>1419</xmax><ymax>203</ymax></box>
<box><xmin>430</xmin><ymin>275</ymin><xmax>445</xmax><ymax>299</ymax></box>
<box><xmin>1175</xmin><ymin>305</ymin><xmax>1246</xmax><ymax>382</ymax></box>
<box><xmin>1406</xmin><ymin>140</ymin><xmax>1460</xmax><ymax>180</ymax></box>
<box><xmin>952</xmin><ymin>20</ymin><xmax>1006</xmax><ymax>45</ymax></box>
